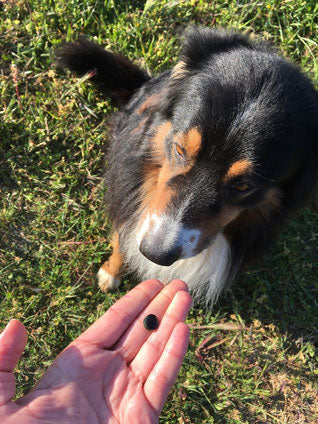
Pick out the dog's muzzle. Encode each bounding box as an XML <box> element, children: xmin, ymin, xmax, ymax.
<box><xmin>137</xmin><ymin>213</ymin><xmax>201</xmax><ymax>266</ymax></box>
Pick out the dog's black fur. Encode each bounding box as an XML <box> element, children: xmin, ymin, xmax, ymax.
<box><xmin>57</xmin><ymin>27</ymin><xmax>318</xmax><ymax>303</ymax></box>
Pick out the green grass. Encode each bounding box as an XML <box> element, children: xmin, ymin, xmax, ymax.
<box><xmin>1</xmin><ymin>1</ymin><xmax>317</xmax><ymax>423</ymax></box>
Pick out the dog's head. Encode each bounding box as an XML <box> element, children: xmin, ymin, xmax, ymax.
<box><xmin>137</xmin><ymin>28</ymin><xmax>318</xmax><ymax>266</ymax></box>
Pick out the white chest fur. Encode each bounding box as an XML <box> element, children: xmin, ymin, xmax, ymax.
<box><xmin>122</xmin><ymin>229</ymin><xmax>231</xmax><ymax>304</ymax></box>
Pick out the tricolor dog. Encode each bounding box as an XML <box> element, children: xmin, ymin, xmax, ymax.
<box><xmin>58</xmin><ymin>27</ymin><xmax>318</xmax><ymax>303</ymax></box>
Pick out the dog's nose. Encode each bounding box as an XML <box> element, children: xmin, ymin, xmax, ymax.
<box><xmin>137</xmin><ymin>213</ymin><xmax>202</xmax><ymax>265</ymax></box>
<box><xmin>139</xmin><ymin>238</ymin><xmax>181</xmax><ymax>266</ymax></box>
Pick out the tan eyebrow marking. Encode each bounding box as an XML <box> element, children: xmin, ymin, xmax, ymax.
<box><xmin>224</xmin><ymin>159</ymin><xmax>253</xmax><ymax>181</ymax></box>
<box><xmin>175</xmin><ymin>127</ymin><xmax>202</xmax><ymax>158</ymax></box>
<box><xmin>184</xmin><ymin>127</ymin><xmax>202</xmax><ymax>157</ymax></box>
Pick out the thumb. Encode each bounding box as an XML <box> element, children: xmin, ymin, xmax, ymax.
<box><xmin>0</xmin><ymin>319</ymin><xmax>27</xmax><ymax>406</ymax></box>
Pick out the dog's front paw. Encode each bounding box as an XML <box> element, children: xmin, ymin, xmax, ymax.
<box><xmin>97</xmin><ymin>267</ymin><xmax>121</xmax><ymax>292</ymax></box>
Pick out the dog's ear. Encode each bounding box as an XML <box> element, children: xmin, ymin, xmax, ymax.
<box><xmin>163</xmin><ymin>27</ymin><xmax>260</xmax><ymax>117</ymax></box>
<box><xmin>179</xmin><ymin>27</ymin><xmax>256</xmax><ymax>72</ymax></box>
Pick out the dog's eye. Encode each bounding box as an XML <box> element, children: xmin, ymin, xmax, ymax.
<box><xmin>175</xmin><ymin>143</ymin><xmax>185</xmax><ymax>157</ymax></box>
<box><xmin>232</xmin><ymin>183</ymin><xmax>249</xmax><ymax>192</ymax></box>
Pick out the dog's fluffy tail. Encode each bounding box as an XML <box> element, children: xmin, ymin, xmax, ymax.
<box><xmin>56</xmin><ymin>37</ymin><xmax>150</xmax><ymax>104</ymax></box>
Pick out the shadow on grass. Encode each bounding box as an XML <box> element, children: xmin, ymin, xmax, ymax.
<box><xmin>218</xmin><ymin>210</ymin><xmax>318</xmax><ymax>343</ymax></box>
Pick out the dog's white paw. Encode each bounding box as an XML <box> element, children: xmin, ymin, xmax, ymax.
<box><xmin>97</xmin><ymin>268</ymin><xmax>121</xmax><ymax>292</ymax></box>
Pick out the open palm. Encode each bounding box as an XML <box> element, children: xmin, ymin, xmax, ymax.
<box><xmin>0</xmin><ymin>279</ymin><xmax>191</xmax><ymax>424</ymax></box>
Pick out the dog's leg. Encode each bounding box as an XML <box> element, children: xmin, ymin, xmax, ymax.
<box><xmin>97</xmin><ymin>232</ymin><xmax>123</xmax><ymax>292</ymax></box>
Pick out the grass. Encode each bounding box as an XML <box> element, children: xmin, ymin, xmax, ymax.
<box><xmin>1</xmin><ymin>0</ymin><xmax>317</xmax><ymax>422</ymax></box>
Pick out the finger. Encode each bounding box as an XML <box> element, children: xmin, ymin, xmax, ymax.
<box><xmin>144</xmin><ymin>322</ymin><xmax>189</xmax><ymax>414</ymax></box>
<box><xmin>0</xmin><ymin>319</ymin><xmax>27</xmax><ymax>406</ymax></box>
<box><xmin>76</xmin><ymin>279</ymin><xmax>164</xmax><ymax>348</ymax></box>
<box><xmin>114</xmin><ymin>279</ymin><xmax>188</xmax><ymax>363</ymax></box>
<box><xmin>129</xmin><ymin>290</ymin><xmax>191</xmax><ymax>381</ymax></box>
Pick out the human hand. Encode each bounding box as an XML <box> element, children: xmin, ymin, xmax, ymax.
<box><xmin>0</xmin><ymin>279</ymin><xmax>191</xmax><ymax>423</ymax></box>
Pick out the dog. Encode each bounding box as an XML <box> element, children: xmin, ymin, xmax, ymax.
<box><xmin>57</xmin><ymin>27</ymin><xmax>318</xmax><ymax>304</ymax></box>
